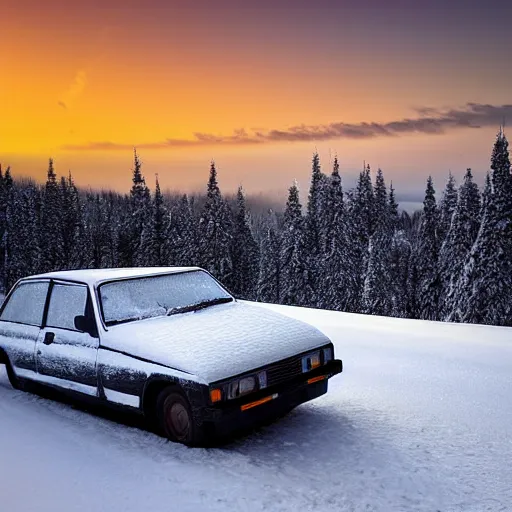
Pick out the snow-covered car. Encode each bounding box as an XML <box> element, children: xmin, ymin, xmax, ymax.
<box><xmin>0</xmin><ymin>267</ymin><xmax>342</xmax><ymax>445</ymax></box>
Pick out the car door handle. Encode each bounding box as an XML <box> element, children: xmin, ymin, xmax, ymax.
<box><xmin>43</xmin><ymin>332</ymin><xmax>55</xmax><ymax>345</ymax></box>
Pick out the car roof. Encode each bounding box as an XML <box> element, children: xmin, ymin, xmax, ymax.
<box><xmin>22</xmin><ymin>267</ymin><xmax>201</xmax><ymax>286</ymax></box>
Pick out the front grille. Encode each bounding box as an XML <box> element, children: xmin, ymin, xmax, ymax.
<box><xmin>266</xmin><ymin>355</ymin><xmax>303</xmax><ymax>388</ymax></box>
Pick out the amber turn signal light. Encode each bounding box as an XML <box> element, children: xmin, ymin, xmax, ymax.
<box><xmin>240</xmin><ymin>393</ymin><xmax>278</xmax><ymax>411</ymax></box>
<box><xmin>307</xmin><ymin>375</ymin><xmax>326</xmax><ymax>385</ymax></box>
<box><xmin>210</xmin><ymin>389</ymin><xmax>222</xmax><ymax>403</ymax></box>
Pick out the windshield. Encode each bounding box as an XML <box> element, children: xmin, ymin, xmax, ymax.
<box><xmin>99</xmin><ymin>270</ymin><xmax>233</xmax><ymax>326</ymax></box>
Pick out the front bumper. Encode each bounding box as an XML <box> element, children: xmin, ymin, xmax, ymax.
<box><xmin>203</xmin><ymin>359</ymin><xmax>343</xmax><ymax>437</ymax></box>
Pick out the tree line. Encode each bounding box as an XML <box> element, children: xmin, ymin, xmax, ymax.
<box><xmin>0</xmin><ymin>131</ymin><xmax>510</xmax><ymax>326</ymax></box>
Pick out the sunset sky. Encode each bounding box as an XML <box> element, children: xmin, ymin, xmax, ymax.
<box><xmin>1</xmin><ymin>0</ymin><xmax>511</xmax><ymax>205</ymax></box>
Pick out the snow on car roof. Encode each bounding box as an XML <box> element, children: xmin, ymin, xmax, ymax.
<box><xmin>22</xmin><ymin>267</ymin><xmax>201</xmax><ymax>286</ymax></box>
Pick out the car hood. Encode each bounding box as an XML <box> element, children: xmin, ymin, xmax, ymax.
<box><xmin>100</xmin><ymin>301</ymin><xmax>330</xmax><ymax>383</ymax></box>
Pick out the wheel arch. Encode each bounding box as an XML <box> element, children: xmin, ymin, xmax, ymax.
<box><xmin>141</xmin><ymin>374</ymin><xmax>209</xmax><ymax>421</ymax></box>
<box><xmin>141</xmin><ymin>376</ymin><xmax>183</xmax><ymax>418</ymax></box>
<box><xmin>0</xmin><ymin>347</ymin><xmax>7</xmax><ymax>364</ymax></box>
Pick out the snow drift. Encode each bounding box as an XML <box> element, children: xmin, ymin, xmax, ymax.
<box><xmin>0</xmin><ymin>303</ymin><xmax>511</xmax><ymax>512</ymax></box>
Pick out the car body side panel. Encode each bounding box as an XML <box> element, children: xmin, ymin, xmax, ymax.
<box><xmin>0</xmin><ymin>323</ymin><xmax>40</xmax><ymax>377</ymax></box>
<box><xmin>97</xmin><ymin>348</ymin><xmax>205</xmax><ymax>410</ymax></box>
<box><xmin>35</xmin><ymin>329</ymin><xmax>99</xmax><ymax>389</ymax></box>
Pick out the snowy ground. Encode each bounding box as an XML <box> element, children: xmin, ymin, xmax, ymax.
<box><xmin>1</xmin><ymin>303</ymin><xmax>511</xmax><ymax>512</ymax></box>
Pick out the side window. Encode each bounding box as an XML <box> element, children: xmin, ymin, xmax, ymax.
<box><xmin>0</xmin><ymin>281</ymin><xmax>49</xmax><ymax>326</ymax></box>
<box><xmin>46</xmin><ymin>284</ymin><xmax>88</xmax><ymax>331</ymax></box>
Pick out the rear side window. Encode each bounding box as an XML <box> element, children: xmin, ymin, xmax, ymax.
<box><xmin>46</xmin><ymin>284</ymin><xmax>88</xmax><ymax>331</ymax></box>
<box><xmin>0</xmin><ymin>281</ymin><xmax>49</xmax><ymax>326</ymax></box>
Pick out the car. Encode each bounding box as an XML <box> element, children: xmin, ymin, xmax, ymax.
<box><xmin>0</xmin><ymin>267</ymin><xmax>343</xmax><ymax>445</ymax></box>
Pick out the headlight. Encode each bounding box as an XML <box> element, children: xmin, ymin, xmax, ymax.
<box><xmin>302</xmin><ymin>351</ymin><xmax>321</xmax><ymax>373</ymax></box>
<box><xmin>239</xmin><ymin>376</ymin><xmax>256</xmax><ymax>395</ymax></box>
<box><xmin>323</xmin><ymin>347</ymin><xmax>333</xmax><ymax>363</ymax></box>
<box><xmin>257</xmin><ymin>371</ymin><xmax>267</xmax><ymax>389</ymax></box>
<box><xmin>211</xmin><ymin>370</ymin><xmax>267</xmax><ymax>403</ymax></box>
<box><xmin>227</xmin><ymin>375</ymin><xmax>258</xmax><ymax>399</ymax></box>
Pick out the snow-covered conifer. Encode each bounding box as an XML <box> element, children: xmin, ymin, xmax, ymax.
<box><xmin>60</xmin><ymin>172</ymin><xmax>82</xmax><ymax>269</ymax></box>
<box><xmin>452</xmin><ymin>130</ymin><xmax>512</xmax><ymax>326</ymax></box>
<box><xmin>40</xmin><ymin>159</ymin><xmax>64</xmax><ymax>272</ymax></box>
<box><xmin>199</xmin><ymin>162</ymin><xmax>233</xmax><ymax>286</ymax></box>
<box><xmin>362</xmin><ymin>169</ymin><xmax>393</xmax><ymax>316</ymax></box>
<box><xmin>321</xmin><ymin>157</ymin><xmax>347</xmax><ymax>310</ymax></box>
<box><xmin>280</xmin><ymin>181</ymin><xmax>315</xmax><ymax>306</ymax></box>
<box><xmin>438</xmin><ymin>171</ymin><xmax>457</xmax><ymax>242</ymax></box>
<box><xmin>414</xmin><ymin>176</ymin><xmax>441</xmax><ymax>320</ymax></box>
<box><xmin>439</xmin><ymin>168</ymin><xmax>481</xmax><ymax>319</ymax></box>
<box><xmin>230</xmin><ymin>186</ymin><xmax>260</xmax><ymax>299</ymax></box>
<box><xmin>257</xmin><ymin>210</ymin><xmax>282</xmax><ymax>304</ymax></box>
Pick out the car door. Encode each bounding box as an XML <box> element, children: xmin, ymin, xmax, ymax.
<box><xmin>0</xmin><ymin>280</ymin><xmax>50</xmax><ymax>380</ymax></box>
<box><xmin>35</xmin><ymin>281</ymin><xmax>99</xmax><ymax>397</ymax></box>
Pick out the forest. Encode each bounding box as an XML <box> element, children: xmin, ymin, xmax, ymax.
<box><xmin>0</xmin><ymin>131</ymin><xmax>510</xmax><ymax>327</ymax></box>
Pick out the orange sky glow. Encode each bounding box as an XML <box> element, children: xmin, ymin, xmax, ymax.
<box><xmin>1</xmin><ymin>1</ymin><xmax>511</xmax><ymax>204</ymax></box>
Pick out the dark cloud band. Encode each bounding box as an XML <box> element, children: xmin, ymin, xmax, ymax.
<box><xmin>62</xmin><ymin>103</ymin><xmax>512</xmax><ymax>151</ymax></box>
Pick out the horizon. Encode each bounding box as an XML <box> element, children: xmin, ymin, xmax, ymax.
<box><xmin>2</xmin><ymin>151</ymin><xmax>456</xmax><ymax>213</ymax></box>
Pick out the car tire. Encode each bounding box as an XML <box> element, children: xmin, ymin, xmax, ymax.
<box><xmin>155</xmin><ymin>387</ymin><xmax>204</xmax><ymax>447</ymax></box>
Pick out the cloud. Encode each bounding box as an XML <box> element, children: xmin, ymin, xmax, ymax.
<box><xmin>58</xmin><ymin>70</ymin><xmax>87</xmax><ymax>110</ymax></box>
<box><xmin>61</xmin><ymin>103</ymin><xmax>512</xmax><ymax>151</ymax></box>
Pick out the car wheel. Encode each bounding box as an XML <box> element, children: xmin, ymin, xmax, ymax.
<box><xmin>156</xmin><ymin>387</ymin><xmax>204</xmax><ymax>447</ymax></box>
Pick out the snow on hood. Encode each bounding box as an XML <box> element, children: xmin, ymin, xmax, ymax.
<box><xmin>100</xmin><ymin>301</ymin><xmax>331</xmax><ymax>383</ymax></box>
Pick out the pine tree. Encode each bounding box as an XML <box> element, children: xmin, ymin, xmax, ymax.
<box><xmin>101</xmin><ymin>191</ymin><xmax>122</xmax><ymax>268</ymax></box>
<box><xmin>438</xmin><ymin>171</ymin><xmax>457</xmax><ymax>242</ymax></box>
<box><xmin>230</xmin><ymin>187</ymin><xmax>260</xmax><ymax>299</ymax></box>
<box><xmin>321</xmin><ymin>157</ymin><xmax>347</xmax><ymax>310</ymax></box>
<box><xmin>373</xmin><ymin>168</ymin><xmax>388</xmax><ymax>226</ymax></box>
<box><xmin>390</xmin><ymin>230</ymin><xmax>411</xmax><ymax>318</ymax></box>
<box><xmin>141</xmin><ymin>176</ymin><xmax>170</xmax><ymax>266</ymax></box>
<box><xmin>387</xmin><ymin>181</ymin><xmax>410</xmax><ymax>317</ymax></box>
<box><xmin>280</xmin><ymin>181</ymin><xmax>315</xmax><ymax>306</ymax></box>
<box><xmin>171</xmin><ymin>194</ymin><xmax>199</xmax><ymax>266</ymax></box>
<box><xmin>407</xmin><ymin>249</ymin><xmax>420</xmax><ymax>318</ymax></box>
<box><xmin>0</xmin><ymin>166</ymin><xmax>14</xmax><ymax>291</ymax></box>
<box><xmin>317</xmin><ymin>169</ymin><xmax>331</xmax><ymax>255</ymax></box>
<box><xmin>354</xmin><ymin>164</ymin><xmax>374</xmax><ymax>238</ymax></box>
<box><xmin>83</xmin><ymin>194</ymin><xmax>110</xmax><ymax>268</ymax></box>
<box><xmin>439</xmin><ymin>168</ymin><xmax>481</xmax><ymax>319</ymax></box>
<box><xmin>305</xmin><ymin>152</ymin><xmax>323</xmax><ymax>254</ymax></box>
<box><xmin>257</xmin><ymin>210</ymin><xmax>282</xmax><ymax>304</ymax></box>
<box><xmin>481</xmin><ymin>171</ymin><xmax>492</xmax><ymax>215</ymax></box>
<box><xmin>39</xmin><ymin>159</ymin><xmax>64</xmax><ymax>272</ymax></box>
<box><xmin>343</xmin><ymin>164</ymin><xmax>374</xmax><ymax>312</ymax></box>
<box><xmin>118</xmin><ymin>149</ymin><xmax>151</xmax><ymax>267</ymax></box>
<box><xmin>5</xmin><ymin>184</ymin><xmax>41</xmax><ymax>289</ymax></box>
<box><xmin>362</xmin><ymin>169</ymin><xmax>393</xmax><ymax>316</ymax></box>
<box><xmin>60</xmin><ymin>172</ymin><xmax>82</xmax><ymax>269</ymax></box>
<box><xmin>389</xmin><ymin>182</ymin><xmax>399</xmax><ymax>222</ymax></box>
<box><xmin>362</xmin><ymin>233</ymin><xmax>393</xmax><ymax>316</ymax></box>
<box><xmin>321</xmin><ymin>157</ymin><xmax>342</xmax><ymax>251</ymax></box>
<box><xmin>199</xmin><ymin>162</ymin><xmax>233</xmax><ymax>286</ymax></box>
<box><xmin>414</xmin><ymin>176</ymin><xmax>441</xmax><ymax>320</ymax></box>
<box><xmin>452</xmin><ymin>130</ymin><xmax>512</xmax><ymax>326</ymax></box>
<box><xmin>303</xmin><ymin>152</ymin><xmax>325</xmax><ymax>306</ymax></box>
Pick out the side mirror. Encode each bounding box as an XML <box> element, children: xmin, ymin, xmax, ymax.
<box><xmin>74</xmin><ymin>315</ymin><xmax>92</xmax><ymax>334</ymax></box>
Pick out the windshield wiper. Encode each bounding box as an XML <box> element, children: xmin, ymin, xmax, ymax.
<box><xmin>106</xmin><ymin>317</ymin><xmax>140</xmax><ymax>327</ymax></box>
<box><xmin>166</xmin><ymin>297</ymin><xmax>233</xmax><ymax>316</ymax></box>
<box><xmin>106</xmin><ymin>311</ymin><xmax>160</xmax><ymax>326</ymax></box>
